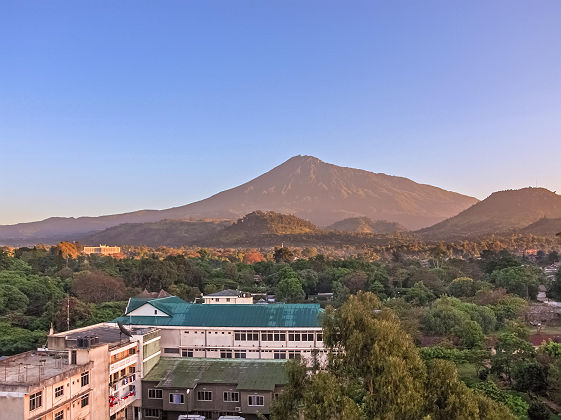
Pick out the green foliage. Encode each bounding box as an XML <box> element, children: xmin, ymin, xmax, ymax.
<box><xmin>492</xmin><ymin>333</ymin><xmax>536</xmax><ymax>383</ymax></box>
<box><xmin>276</xmin><ymin>277</ymin><xmax>305</xmax><ymax>302</ymax></box>
<box><xmin>490</xmin><ymin>266</ymin><xmax>542</xmax><ymax>300</ymax></box>
<box><xmin>419</xmin><ymin>346</ymin><xmax>490</xmax><ymax>364</ymax></box>
<box><xmin>472</xmin><ymin>381</ymin><xmax>529</xmax><ymax>418</ymax></box>
<box><xmin>404</xmin><ymin>281</ymin><xmax>435</xmax><ymax>305</ymax></box>
<box><xmin>0</xmin><ymin>322</ymin><xmax>46</xmax><ymax>355</ymax></box>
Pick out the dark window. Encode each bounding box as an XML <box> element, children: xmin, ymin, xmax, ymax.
<box><xmin>274</xmin><ymin>351</ymin><xmax>286</xmax><ymax>360</ymax></box>
<box><xmin>29</xmin><ymin>391</ymin><xmax>42</xmax><ymax>411</ymax></box>
<box><xmin>144</xmin><ymin>408</ymin><xmax>160</xmax><ymax>418</ymax></box>
<box><xmin>197</xmin><ymin>391</ymin><xmax>212</xmax><ymax>401</ymax></box>
<box><xmin>223</xmin><ymin>391</ymin><xmax>240</xmax><ymax>402</ymax></box>
<box><xmin>234</xmin><ymin>351</ymin><xmax>246</xmax><ymax>359</ymax></box>
<box><xmin>248</xmin><ymin>395</ymin><xmax>264</xmax><ymax>406</ymax></box>
<box><xmin>148</xmin><ymin>389</ymin><xmax>163</xmax><ymax>399</ymax></box>
<box><xmin>55</xmin><ymin>410</ymin><xmax>64</xmax><ymax>420</ymax></box>
<box><xmin>182</xmin><ymin>349</ymin><xmax>193</xmax><ymax>357</ymax></box>
<box><xmin>220</xmin><ymin>350</ymin><xmax>232</xmax><ymax>358</ymax></box>
<box><xmin>55</xmin><ymin>385</ymin><xmax>64</xmax><ymax>398</ymax></box>
<box><xmin>163</xmin><ymin>348</ymin><xmax>180</xmax><ymax>354</ymax></box>
<box><xmin>81</xmin><ymin>394</ymin><xmax>89</xmax><ymax>408</ymax></box>
<box><xmin>169</xmin><ymin>393</ymin><xmax>184</xmax><ymax>404</ymax></box>
<box><xmin>317</xmin><ymin>333</ymin><xmax>323</xmax><ymax>342</ymax></box>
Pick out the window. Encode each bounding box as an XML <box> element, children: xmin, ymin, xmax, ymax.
<box><xmin>288</xmin><ymin>332</ymin><xmax>300</xmax><ymax>341</ymax></box>
<box><xmin>148</xmin><ymin>389</ymin><xmax>163</xmax><ymax>399</ymax></box>
<box><xmin>55</xmin><ymin>410</ymin><xmax>64</xmax><ymax>420</ymax></box>
<box><xmin>154</xmin><ymin>310</ymin><xmax>158</xmax><ymax>315</ymax></box>
<box><xmin>248</xmin><ymin>395</ymin><xmax>264</xmax><ymax>406</ymax></box>
<box><xmin>274</xmin><ymin>351</ymin><xmax>286</xmax><ymax>360</ymax></box>
<box><xmin>80</xmin><ymin>394</ymin><xmax>89</xmax><ymax>408</ymax></box>
<box><xmin>226</xmin><ymin>298</ymin><xmax>230</xmax><ymax>302</ymax></box>
<box><xmin>129</xmin><ymin>366</ymin><xmax>136</xmax><ymax>374</ymax></box>
<box><xmin>274</xmin><ymin>332</ymin><xmax>286</xmax><ymax>341</ymax></box>
<box><xmin>144</xmin><ymin>408</ymin><xmax>160</xmax><ymax>418</ymax></box>
<box><xmin>182</xmin><ymin>349</ymin><xmax>193</xmax><ymax>357</ymax></box>
<box><xmin>81</xmin><ymin>371</ymin><xmax>89</xmax><ymax>387</ymax></box>
<box><xmin>288</xmin><ymin>351</ymin><xmax>301</xmax><ymax>360</ymax></box>
<box><xmin>220</xmin><ymin>350</ymin><xmax>232</xmax><ymax>358</ymax></box>
<box><xmin>120</xmin><ymin>369</ymin><xmax>126</xmax><ymax>378</ymax></box>
<box><xmin>169</xmin><ymin>393</ymin><xmax>184</xmax><ymax>404</ymax></box>
<box><xmin>261</xmin><ymin>332</ymin><xmax>273</xmax><ymax>341</ymax></box>
<box><xmin>55</xmin><ymin>385</ymin><xmax>64</xmax><ymax>398</ymax></box>
<box><xmin>29</xmin><ymin>391</ymin><xmax>42</xmax><ymax>411</ymax></box>
<box><xmin>197</xmin><ymin>391</ymin><xmax>212</xmax><ymax>401</ymax></box>
<box><xmin>223</xmin><ymin>391</ymin><xmax>240</xmax><ymax>402</ymax></box>
<box><xmin>163</xmin><ymin>348</ymin><xmax>179</xmax><ymax>354</ymax></box>
<box><xmin>317</xmin><ymin>333</ymin><xmax>323</xmax><ymax>342</ymax></box>
<box><xmin>234</xmin><ymin>350</ymin><xmax>246</xmax><ymax>359</ymax></box>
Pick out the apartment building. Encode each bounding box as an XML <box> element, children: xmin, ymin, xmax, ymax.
<box><xmin>47</xmin><ymin>324</ymin><xmax>161</xmax><ymax>420</ymax></box>
<box><xmin>202</xmin><ymin>290</ymin><xmax>253</xmax><ymax>305</ymax></box>
<box><xmin>0</xmin><ymin>350</ymin><xmax>94</xmax><ymax>420</ymax></box>
<box><xmin>141</xmin><ymin>358</ymin><xmax>287</xmax><ymax>420</ymax></box>
<box><xmin>113</xmin><ymin>296</ymin><xmax>325</xmax><ymax>365</ymax></box>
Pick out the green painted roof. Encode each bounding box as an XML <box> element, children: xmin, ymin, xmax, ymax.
<box><xmin>144</xmin><ymin>357</ymin><xmax>288</xmax><ymax>391</ymax></box>
<box><xmin>117</xmin><ymin>298</ymin><xmax>323</xmax><ymax>328</ymax></box>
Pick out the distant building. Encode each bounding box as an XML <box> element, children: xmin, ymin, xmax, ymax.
<box><xmin>82</xmin><ymin>245</ymin><xmax>121</xmax><ymax>255</ymax></box>
<box><xmin>203</xmin><ymin>290</ymin><xmax>253</xmax><ymax>305</ymax></box>
<box><xmin>141</xmin><ymin>358</ymin><xmax>287</xmax><ymax>420</ymax></box>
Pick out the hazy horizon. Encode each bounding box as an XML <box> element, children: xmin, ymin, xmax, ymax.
<box><xmin>1</xmin><ymin>1</ymin><xmax>560</xmax><ymax>225</ymax></box>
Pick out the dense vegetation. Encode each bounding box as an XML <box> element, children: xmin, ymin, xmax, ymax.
<box><xmin>1</xmin><ymin>240</ymin><xmax>561</xmax><ymax>417</ymax></box>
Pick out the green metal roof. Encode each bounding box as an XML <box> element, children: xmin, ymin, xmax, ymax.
<box><xmin>144</xmin><ymin>358</ymin><xmax>288</xmax><ymax>391</ymax></box>
<box><xmin>117</xmin><ymin>297</ymin><xmax>323</xmax><ymax>328</ymax></box>
<box><xmin>125</xmin><ymin>296</ymin><xmax>185</xmax><ymax>315</ymax></box>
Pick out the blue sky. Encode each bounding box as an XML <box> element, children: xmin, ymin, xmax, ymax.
<box><xmin>1</xmin><ymin>1</ymin><xmax>560</xmax><ymax>224</ymax></box>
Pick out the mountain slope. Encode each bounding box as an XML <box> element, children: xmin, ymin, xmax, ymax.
<box><xmin>80</xmin><ymin>219</ymin><xmax>233</xmax><ymax>248</ymax></box>
<box><xmin>420</xmin><ymin>188</ymin><xmax>561</xmax><ymax>238</ymax></box>
<box><xmin>327</xmin><ymin>217</ymin><xmax>407</xmax><ymax>234</ymax></box>
<box><xmin>520</xmin><ymin>217</ymin><xmax>561</xmax><ymax>236</ymax></box>
<box><xmin>0</xmin><ymin>155</ymin><xmax>478</xmax><ymax>243</ymax></box>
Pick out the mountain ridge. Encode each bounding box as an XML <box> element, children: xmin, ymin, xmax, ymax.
<box><xmin>0</xmin><ymin>155</ymin><xmax>478</xmax><ymax>243</ymax></box>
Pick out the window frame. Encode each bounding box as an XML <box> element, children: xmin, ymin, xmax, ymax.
<box><xmin>80</xmin><ymin>393</ymin><xmax>89</xmax><ymax>408</ymax></box>
<box><xmin>223</xmin><ymin>391</ymin><xmax>240</xmax><ymax>402</ymax></box>
<box><xmin>54</xmin><ymin>385</ymin><xmax>64</xmax><ymax>398</ymax></box>
<box><xmin>29</xmin><ymin>391</ymin><xmax>42</xmax><ymax>411</ymax></box>
<box><xmin>248</xmin><ymin>395</ymin><xmax>264</xmax><ymax>406</ymax></box>
<box><xmin>168</xmin><ymin>393</ymin><xmax>185</xmax><ymax>404</ymax></box>
<box><xmin>148</xmin><ymin>388</ymin><xmax>163</xmax><ymax>399</ymax></box>
<box><xmin>197</xmin><ymin>390</ymin><xmax>213</xmax><ymax>401</ymax></box>
<box><xmin>81</xmin><ymin>371</ymin><xmax>89</xmax><ymax>387</ymax></box>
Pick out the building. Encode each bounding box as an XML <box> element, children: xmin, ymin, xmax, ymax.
<box><xmin>202</xmin><ymin>290</ymin><xmax>253</xmax><ymax>305</ymax></box>
<box><xmin>141</xmin><ymin>358</ymin><xmax>287</xmax><ymax>420</ymax></box>
<box><xmin>82</xmin><ymin>245</ymin><xmax>121</xmax><ymax>255</ymax></box>
<box><xmin>114</xmin><ymin>296</ymin><xmax>325</xmax><ymax>365</ymax></box>
<box><xmin>47</xmin><ymin>323</ymin><xmax>161</xmax><ymax>420</ymax></box>
<box><xmin>0</xmin><ymin>350</ymin><xmax>94</xmax><ymax>420</ymax></box>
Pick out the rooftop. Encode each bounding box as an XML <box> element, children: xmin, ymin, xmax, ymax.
<box><xmin>143</xmin><ymin>358</ymin><xmax>288</xmax><ymax>391</ymax></box>
<box><xmin>117</xmin><ymin>297</ymin><xmax>323</xmax><ymax>328</ymax></box>
<box><xmin>49</xmin><ymin>323</ymin><xmax>157</xmax><ymax>349</ymax></box>
<box><xmin>0</xmin><ymin>351</ymin><xmax>88</xmax><ymax>386</ymax></box>
<box><xmin>205</xmin><ymin>289</ymin><xmax>247</xmax><ymax>297</ymax></box>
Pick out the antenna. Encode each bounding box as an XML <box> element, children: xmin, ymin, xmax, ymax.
<box><xmin>117</xmin><ymin>322</ymin><xmax>133</xmax><ymax>338</ymax></box>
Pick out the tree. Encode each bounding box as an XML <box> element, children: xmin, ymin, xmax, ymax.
<box><xmin>492</xmin><ymin>333</ymin><xmax>536</xmax><ymax>383</ymax></box>
<box><xmin>274</xmin><ymin>247</ymin><xmax>294</xmax><ymax>263</ymax></box>
<box><xmin>404</xmin><ymin>281</ymin><xmax>435</xmax><ymax>305</ymax></box>
<box><xmin>511</xmin><ymin>361</ymin><xmax>547</xmax><ymax>392</ymax></box>
<box><xmin>72</xmin><ymin>271</ymin><xmax>126</xmax><ymax>303</ymax></box>
<box><xmin>490</xmin><ymin>266</ymin><xmax>542</xmax><ymax>300</ymax></box>
<box><xmin>453</xmin><ymin>320</ymin><xmax>485</xmax><ymax>349</ymax></box>
<box><xmin>342</xmin><ymin>270</ymin><xmax>368</xmax><ymax>294</ymax></box>
<box><xmin>276</xmin><ymin>277</ymin><xmax>305</xmax><ymax>302</ymax></box>
<box><xmin>448</xmin><ymin>277</ymin><xmax>477</xmax><ymax>297</ymax></box>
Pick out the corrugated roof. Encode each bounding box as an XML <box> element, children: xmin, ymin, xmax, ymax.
<box><xmin>206</xmin><ymin>289</ymin><xmax>241</xmax><ymax>297</ymax></box>
<box><xmin>144</xmin><ymin>358</ymin><xmax>288</xmax><ymax>391</ymax></box>
<box><xmin>118</xmin><ymin>298</ymin><xmax>323</xmax><ymax>328</ymax></box>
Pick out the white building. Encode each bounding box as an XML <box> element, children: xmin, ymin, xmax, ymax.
<box><xmin>202</xmin><ymin>289</ymin><xmax>253</xmax><ymax>304</ymax></box>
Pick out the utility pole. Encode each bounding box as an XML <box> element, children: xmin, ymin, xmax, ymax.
<box><xmin>67</xmin><ymin>295</ymin><xmax>70</xmax><ymax>331</ymax></box>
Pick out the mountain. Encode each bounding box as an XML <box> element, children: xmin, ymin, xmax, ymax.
<box><xmin>0</xmin><ymin>155</ymin><xmax>478</xmax><ymax>244</ymax></box>
<box><xmin>327</xmin><ymin>217</ymin><xmax>407</xmax><ymax>234</ymax></box>
<box><xmin>80</xmin><ymin>219</ymin><xmax>234</xmax><ymax>248</ymax></box>
<box><xmin>420</xmin><ymin>188</ymin><xmax>561</xmax><ymax>238</ymax></box>
<box><xmin>520</xmin><ymin>217</ymin><xmax>561</xmax><ymax>236</ymax></box>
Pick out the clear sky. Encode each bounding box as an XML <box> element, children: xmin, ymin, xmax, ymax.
<box><xmin>1</xmin><ymin>1</ymin><xmax>560</xmax><ymax>225</ymax></box>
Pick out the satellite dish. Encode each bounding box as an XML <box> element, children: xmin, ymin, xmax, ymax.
<box><xmin>117</xmin><ymin>322</ymin><xmax>133</xmax><ymax>338</ymax></box>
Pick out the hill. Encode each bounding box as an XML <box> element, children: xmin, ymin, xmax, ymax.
<box><xmin>79</xmin><ymin>219</ymin><xmax>233</xmax><ymax>248</ymax></box>
<box><xmin>520</xmin><ymin>217</ymin><xmax>561</xmax><ymax>236</ymax></box>
<box><xmin>420</xmin><ymin>188</ymin><xmax>561</xmax><ymax>239</ymax></box>
<box><xmin>327</xmin><ymin>217</ymin><xmax>407</xmax><ymax>234</ymax></box>
<box><xmin>0</xmin><ymin>155</ymin><xmax>478</xmax><ymax>244</ymax></box>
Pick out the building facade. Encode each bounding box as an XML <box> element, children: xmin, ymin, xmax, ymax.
<box><xmin>202</xmin><ymin>290</ymin><xmax>253</xmax><ymax>305</ymax></box>
<box><xmin>82</xmin><ymin>245</ymin><xmax>121</xmax><ymax>255</ymax></box>
<box><xmin>115</xmin><ymin>296</ymin><xmax>326</xmax><ymax>365</ymax></box>
<box><xmin>140</xmin><ymin>358</ymin><xmax>287</xmax><ymax>420</ymax></box>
